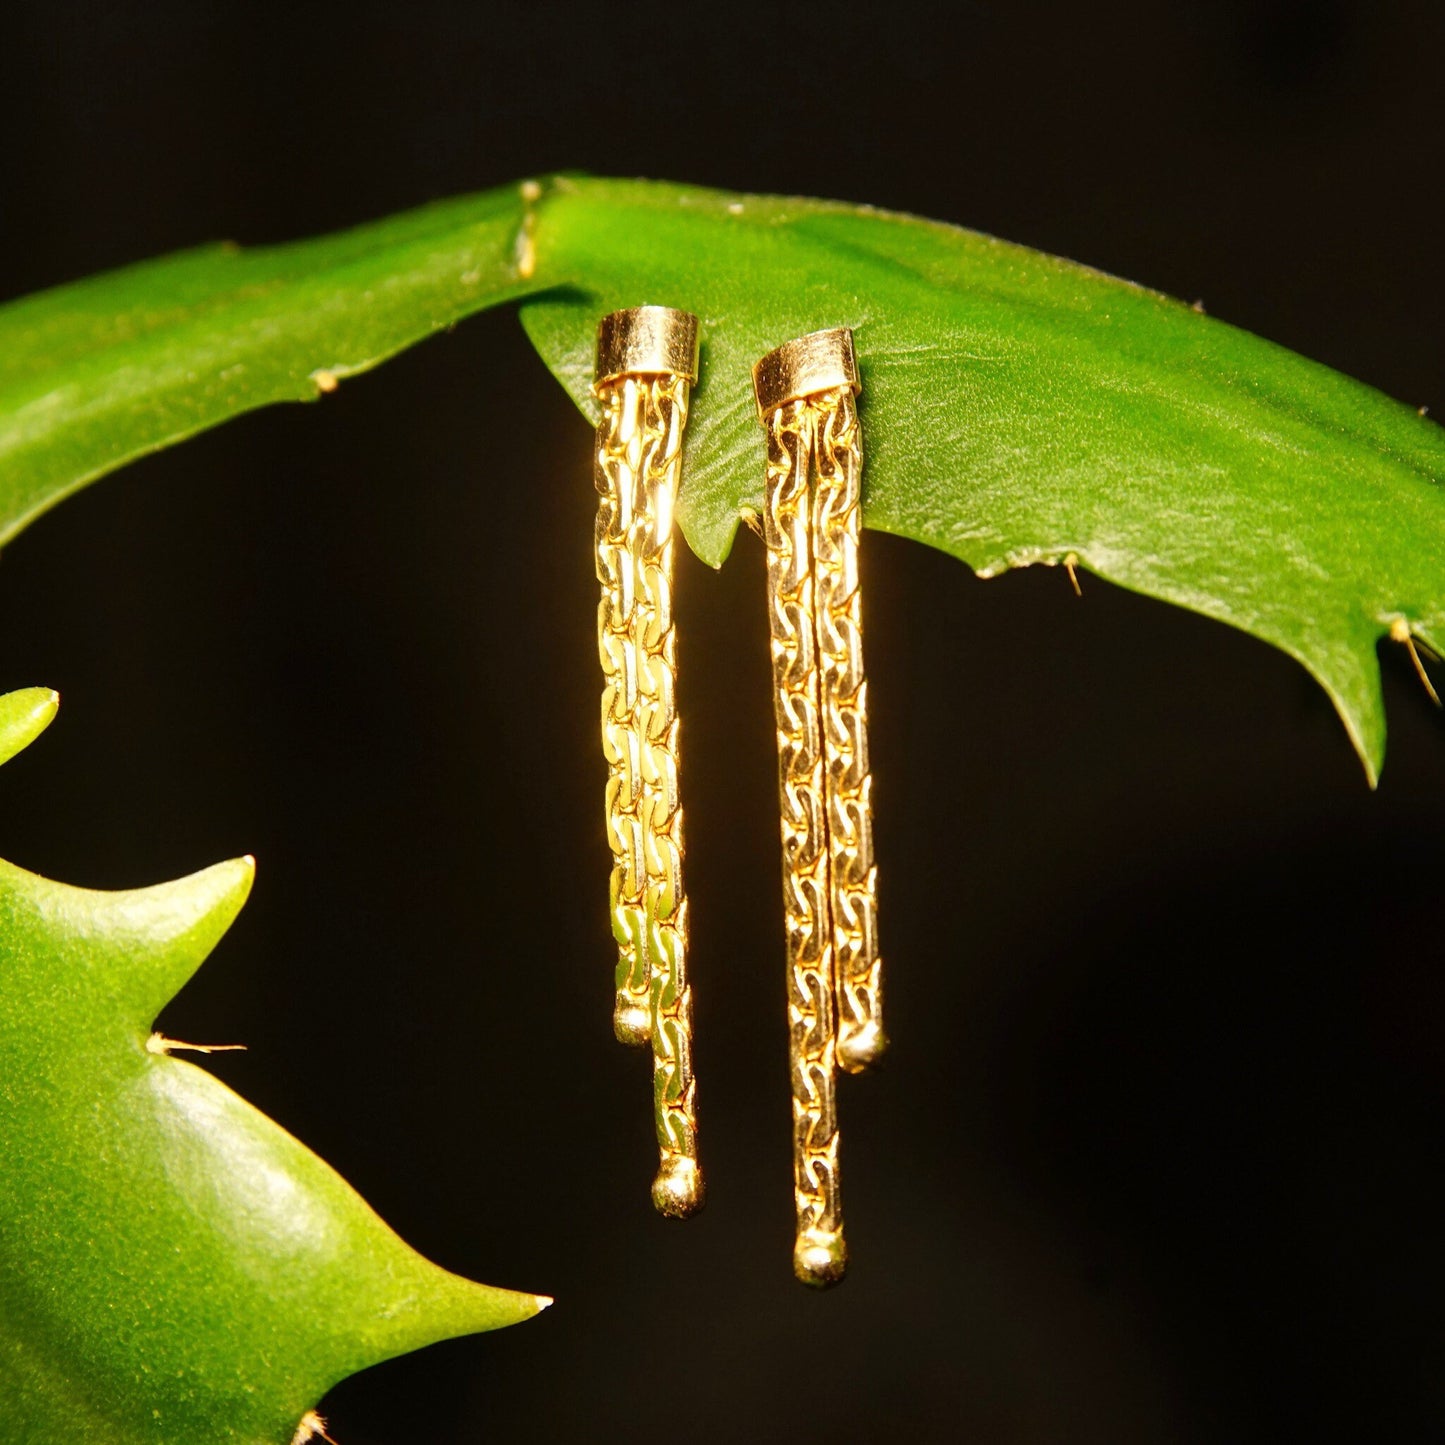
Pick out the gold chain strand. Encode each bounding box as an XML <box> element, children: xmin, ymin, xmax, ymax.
<box><xmin>636</xmin><ymin>371</ymin><xmax>704</xmax><ymax>1217</ymax></box>
<box><xmin>761</xmin><ymin>395</ymin><xmax>847</xmax><ymax>1287</ymax></box>
<box><xmin>594</xmin><ymin>307</ymin><xmax>705</xmax><ymax>1218</ymax></box>
<box><xmin>810</xmin><ymin>385</ymin><xmax>885</xmax><ymax>1074</ymax></box>
<box><xmin>594</xmin><ymin>377</ymin><xmax>651</xmax><ymax>1047</ymax></box>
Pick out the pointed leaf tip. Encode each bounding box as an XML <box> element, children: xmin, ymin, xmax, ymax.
<box><xmin>356</xmin><ymin>1258</ymin><xmax>552</xmax><ymax>1367</ymax></box>
<box><xmin>0</xmin><ymin>686</ymin><xmax>59</xmax><ymax>767</ymax></box>
<box><xmin>0</xmin><ymin>694</ymin><xmax>539</xmax><ymax>1436</ymax></box>
<box><xmin>107</xmin><ymin>854</ymin><xmax>256</xmax><ymax>1025</ymax></box>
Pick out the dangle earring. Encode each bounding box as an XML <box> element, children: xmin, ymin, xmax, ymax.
<box><xmin>592</xmin><ymin>306</ymin><xmax>705</xmax><ymax>1218</ymax></box>
<box><xmin>753</xmin><ymin>328</ymin><xmax>884</xmax><ymax>1285</ymax></box>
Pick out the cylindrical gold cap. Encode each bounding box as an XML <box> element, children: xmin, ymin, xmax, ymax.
<box><xmin>593</xmin><ymin>306</ymin><xmax>700</xmax><ymax>390</ymax></box>
<box><xmin>752</xmin><ymin>327</ymin><xmax>859</xmax><ymax>418</ymax></box>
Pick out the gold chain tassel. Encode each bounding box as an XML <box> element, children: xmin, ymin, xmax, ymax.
<box><xmin>594</xmin><ymin>307</ymin><xmax>705</xmax><ymax>1218</ymax></box>
<box><xmin>755</xmin><ymin>328</ymin><xmax>880</xmax><ymax>1284</ymax></box>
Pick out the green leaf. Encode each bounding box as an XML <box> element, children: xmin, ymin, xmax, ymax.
<box><xmin>0</xmin><ymin>687</ymin><xmax>59</xmax><ymax>767</ymax></box>
<box><xmin>0</xmin><ymin>176</ymin><xmax>1440</xmax><ymax>780</ymax></box>
<box><xmin>0</xmin><ymin>693</ymin><xmax>545</xmax><ymax>1445</ymax></box>
<box><xmin>517</xmin><ymin>179</ymin><xmax>1445</xmax><ymax>783</ymax></box>
<box><xmin>0</xmin><ymin>186</ymin><xmax>536</xmax><ymax>545</ymax></box>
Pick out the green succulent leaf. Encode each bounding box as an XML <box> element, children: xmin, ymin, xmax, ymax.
<box><xmin>0</xmin><ymin>692</ymin><xmax>545</xmax><ymax>1445</ymax></box>
<box><xmin>0</xmin><ymin>176</ymin><xmax>1440</xmax><ymax>756</ymax></box>
<box><xmin>517</xmin><ymin>179</ymin><xmax>1445</xmax><ymax>783</ymax></box>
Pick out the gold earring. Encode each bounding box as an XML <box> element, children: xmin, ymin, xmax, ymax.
<box><xmin>753</xmin><ymin>328</ymin><xmax>883</xmax><ymax>1285</ymax></box>
<box><xmin>593</xmin><ymin>306</ymin><xmax>704</xmax><ymax>1218</ymax></box>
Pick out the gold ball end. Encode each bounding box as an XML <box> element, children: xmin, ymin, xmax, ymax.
<box><xmin>652</xmin><ymin>1155</ymin><xmax>705</xmax><ymax>1219</ymax></box>
<box><xmin>752</xmin><ymin>327</ymin><xmax>859</xmax><ymax>417</ymax></box>
<box><xmin>594</xmin><ymin>306</ymin><xmax>700</xmax><ymax>390</ymax></box>
<box><xmin>613</xmin><ymin>1001</ymin><xmax>651</xmax><ymax>1047</ymax></box>
<box><xmin>837</xmin><ymin>1021</ymin><xmax>888</xmax><ymax>1074</ymax></box>
<box><xmin>793</xmin><ymin>1227</ymin><xmax>847</xmax><ymax>1288</ymax></box>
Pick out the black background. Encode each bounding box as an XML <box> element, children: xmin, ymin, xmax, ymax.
<box><xmin>1</xmin><ymin>2</ymin><xmax>1443</xmax><ymax>1441</ymax></box>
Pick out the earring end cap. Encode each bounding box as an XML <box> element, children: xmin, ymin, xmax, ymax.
<box><xmin>752</xmin><ymin>327</ymin><xmax>859</xmax><ymax>417</ymax></box>
<box><xmin>594</xmin><ymin>306</ymin><xmax>700</xmax><ymax>389</ymax></box>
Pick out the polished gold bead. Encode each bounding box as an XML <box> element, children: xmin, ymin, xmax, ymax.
<box><xmin>793</xmin><ymin>1226</ymin><xmax>848</xmax><ymax>1289</ymax></box>
<box><xmin>835</xmin><ymin>1018</ymin><xmax>886</xmax><ymax>1074</ymax></box>
<box><xmin>651</xmin><ymin>1152</ymin><xmax>705</xmax><ymax>1219</ymax></box>
<box><xmin>612</xmin><ymin>1002</ymin><xmax>651</xmax><ymax>1049</ymax></box>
